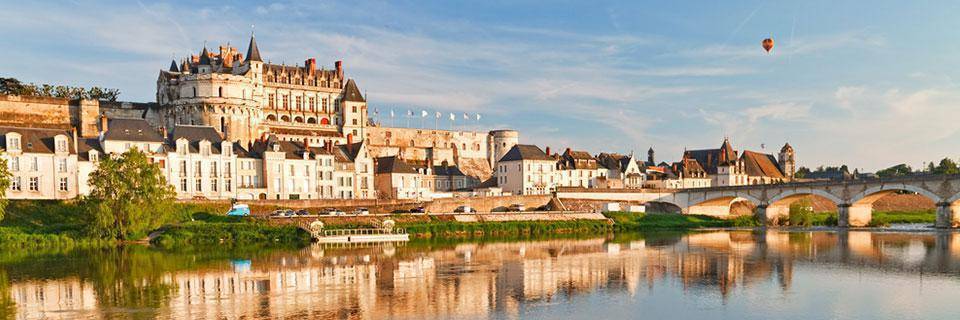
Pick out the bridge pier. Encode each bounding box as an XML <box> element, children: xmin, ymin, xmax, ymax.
<box><xmin>838</xmin><ymin>204</ymin><xmax>872</xmax><ymax>228</ymax></box>
<box><xmin>756</xmin><ymin>205</ymin><xmax>789</xmax><ymax>226</ymax></box>
<box><xmin>935</xmin><ymin>202</ymin><xmax>959</xmax><ymax>228</ymax></box>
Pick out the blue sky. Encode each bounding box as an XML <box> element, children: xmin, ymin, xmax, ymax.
<box><xmin>2</xmin><ymin>1</ymin><xmax>959</xmax><ymax>171</ymax></box>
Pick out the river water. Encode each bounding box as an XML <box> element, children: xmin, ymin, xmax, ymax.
<box><xmin>3</xmin><ymin>230</ymin><xmax>960</xmax><ymax>319</ymax></box>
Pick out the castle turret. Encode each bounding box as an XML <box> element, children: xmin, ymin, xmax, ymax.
<box><xmin>341</xmin><ymin>78</ymin><xmax>366</xmax><ymax>140</ymax></box>
<box><xmin>168</xmin><ymin>60</ymin><xmax>179</xmax><ymax>72</ymax></box>
<box><xmin>488</xmin><ymin>129</ymin><xmax>519</xmax><ymax>168</ymax></box>
<box><xmin>647</xmin><ymin>147</ymin><xmax>655</xmax><ymax>165</ymax></box>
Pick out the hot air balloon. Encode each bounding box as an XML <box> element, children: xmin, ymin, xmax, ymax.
<box><xmin>762</xmin><ymin>38</ymin><xmax>774</xmax><ymax>53</ymax></box>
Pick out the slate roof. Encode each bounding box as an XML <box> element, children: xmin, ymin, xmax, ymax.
<box><xmin>740</xmin><ymin>150</ymin><xmax>785</xmax><ymax>179</ymax></box>
<box><xmin>433</xmin><ymin>164</ymin><xmax>466</xmax><ymax>176</ymax></box>
<box><xmin>499</xmin><ymin>144</ymin><xmax>553</xmax><ymax>162</ymax></box>
<box><xmin>375</xmin><ymin>156</ymin><xmax>418</xmax><ymax>174</ymax></box>
<box><xmin>77</xmin><ymin>138</ymin><xmax>102</xmax><ymax>161</ymax></box>
<box><xmin>342</xmin><ymin>79</ymin><xmax>365</xmax><ymax>102</ymax></box>
<box><xmin>245</xmin><ymin>35</ymin><xmax>263</xmax><ymax>62</ymax></box>
<box><xmin>103</xmin><ymin>119</ymin><xmax>164</xmax><ymax>142</ymax></box>
<box><xmin>0</xmin><ymin>127</ymin><xmax>74</xmax><ymax>154</ymax></box>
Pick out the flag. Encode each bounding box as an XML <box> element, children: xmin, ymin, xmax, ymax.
<box><xmin>421</xmin><ymin>110</ymin><xmax>428</xmax><ymax>117</ymax></box>
<box><xmin>449</xmin><ymin>113</ymin><xmax>455</xmax><ymax>121</ymax></box>
<box><xmin>435</xmin><ymin>111</ymin><xmax>441</xmax><ymax>119</ymax></box>
<box><xmin>476</xmin><ymin>113</ymin><xmax>481</xmax><ymax>121</ymax></box>
<box><xmin>462</xmin><ymin>113</ymin><xmax>468</xmax><ymax>120</ymax></box>
<box><xmin>374</xmin><ymin>108</ymin><xmax>379</xmax><ymax>116</ymax></box>
<box><xmin>390</xmin><ymin>109</ymin><xmax>395</xmax><ymax>118</ymax></box>
<box><xmin>407</xmin><ymin>109</ymin><xmax>413</xmax><ymax>117</ymax></box>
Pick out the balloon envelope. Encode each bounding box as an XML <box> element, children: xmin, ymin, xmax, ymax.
<box><xmin>762</xmin><ymin>38</ymin><xmax>774</xmax><ymax>53</ymax></box>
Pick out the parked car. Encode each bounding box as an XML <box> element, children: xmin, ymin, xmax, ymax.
<box><xmin>324</xmin><ymin>208</ymin><xmax>346</xmax><ymax>216</ymax></box>
<box><xmin>454</xmin><ymin>206</ymin><xmax>474</xmax><ymax>213</ymax></box>
<box><xmin>226</xmin><ymin>204</ymin><xmax>250</xmax><ymax>216</ymax></box>
<box><xmin>269</xmin><ymin>209</ymin><xmax>292</xmax><ymax>218</ymax></box>
<box><xmin>354</xmin><ymin>208</ymin><xmax>370</xmax><ymax>215</ymax></box>
<box><xmin>508</xmin><ymin>204</ymin><xmax>525</xmax><ymax>212</ymax></box>
<box><xmin>409</xmin><ymin>207</ymin><xmax>426</xmax><ymax>213</ymax></box>
<box><xmin>295</xmin><ymin>209</ymin><xmax>310</xmax><ymax>216</ymax></box>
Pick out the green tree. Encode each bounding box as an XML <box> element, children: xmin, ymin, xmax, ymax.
<box><xmin>795</xmin><ymin>166</ymin><xmax>811</xmax><ymax>179</ymax></box>
<box><xmin>0</xmin><ymin>154</ymin><xmax>11</xmax><ymax>221</ymax></box>
<box><xmin>876</xmin><ymin>164</ymin><xmax>913</xmax><ymax>178</ymax></box>
<box><xmin>83</xmin><ymin>150</ymin><xmax>176</xmax><ymax>240</ymax></box>
<box><xmin>934</xmin><ymin>158</ymin><xmax>960</xmax><ymax>175</ymax></box>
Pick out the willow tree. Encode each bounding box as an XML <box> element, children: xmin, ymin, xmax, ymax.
<box><xmin>85</xmin><ymin>150</ymin><xmax>176</xmax><ymax>240</ymax></box>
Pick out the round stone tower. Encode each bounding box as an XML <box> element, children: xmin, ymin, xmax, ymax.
<box><xmin>488</xmin><ymin>129</ymin><xmax>519</xmax><ymax>168</ymax></box>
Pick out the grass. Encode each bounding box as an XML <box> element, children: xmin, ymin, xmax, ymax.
<box><xmin>602</xmin><ymin>211</ymin><xmax>760</xmax><ymax>230</ymax></box>
<box><xmin>870</xmin><ymin>209</ymin><xmax>936</xmax><ymax>227</ymax></box>
<box><xmin>151</xmin><ymin>221</ymin><xmax>312</xmax><ymax>247</ymax></box>
<box><xmin>399</xmin><ymin>219</ymin><xmax>612</xmax><ymax>239</ymax></box>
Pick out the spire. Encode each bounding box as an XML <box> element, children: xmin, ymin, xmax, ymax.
<box><xmin>246</xmin><ymin>34</ymin><xmax>263</xmax><ymax>62</ymax></box>
<box><xmin>199</xmin><ymin>46</ymin><xmax>211</xmax><ymax>65</ymax></box>
<box><xmin>168</xmin><ymin>59</ymin><xmax>180</xmax><ymax>72</ymax></box>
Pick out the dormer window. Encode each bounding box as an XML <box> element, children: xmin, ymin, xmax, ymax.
<box><xmin>177</xmin><ymin>139</ymin><xmax>188</xmax><ymax>155</ymax></box>
<box><xmin>222</xmin><ymin>142</ymin><xmax>232</xmax><ymax>156</ymax></box>
<box><xmin>6</xmin><ymin>134</ymin><xmax>21</xmax><ymax>151</ymax></box>
<box><xmin>200</xmin><ymin>142</ymin><xmax>210</xmax><ymax>156</ymax></box>
<box><xmin>55</xmin><ymin>136</ymin><xmax>68</xmax><ymax>153</ymax></box>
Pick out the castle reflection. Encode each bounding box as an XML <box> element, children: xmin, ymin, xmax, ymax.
<box><xmin>8</xmin><ymin>230</ymin><xmax>960</xmax><ymax>319</ymax></box>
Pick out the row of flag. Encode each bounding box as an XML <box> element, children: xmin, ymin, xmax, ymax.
<box><xmin>376</xmin><ymin>109</ymin><xmax>481</xmax><ymax>121</ymax></box>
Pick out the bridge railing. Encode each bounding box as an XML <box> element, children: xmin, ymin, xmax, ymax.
<box><xmin>677</xmin><ymin>173</ymin><xmax>960</xmax><ymax>192</ymax></box>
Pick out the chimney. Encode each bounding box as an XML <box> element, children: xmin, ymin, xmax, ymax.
<box><xmin>335</xmin><ymin>60</ymin><xmax>343</xmax><ymax>79</ymax></box>
<box><xmin>545</xmin><ymin>146</ymin><xmax>551</xmax><ymax>156</ymax></box>
<box><xmin>346</xmin><ymin>133</ymin><xmax>354</xmax><ymax>151</ymax></box>
<box><xmin>305</xmin><ymin>58</ymin><xmax>316</xmax><ymax>76</ymax></box>
<box><xmin>71</xmin><ymin>128</ymin><xmax>78</xmax><ymax>154</ymax></box>
<box><xmin>565</xmin><ymin>147</ymin><xmax>571</xmax><ymax>155</ymax></box>
<box><xmin>160</xmin><ymin>126</ymin><xmax>168</xmax><ymax>140</ymax></box>
<box><xmin>99</xmin><ymin>114</ymin><xmax>108</xmax><ymax>133</ymax></box>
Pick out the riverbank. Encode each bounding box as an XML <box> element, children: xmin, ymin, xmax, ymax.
<box><xmin>0</xmin><ymin>200</ymin><xmax>939</xmax><ymax>249</ymax></box>
<box><xmin>603</xmin><ymin>211</ymin><xmax>761</xmax><ymax>230</ymax></box>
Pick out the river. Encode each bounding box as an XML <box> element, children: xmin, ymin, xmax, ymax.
<box><xmin>3</xmin><ymin>229</ymin><xmax>960</xmax><ymax>319</ymax></box>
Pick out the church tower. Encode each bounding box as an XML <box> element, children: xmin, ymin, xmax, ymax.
<box><xmin>647</xmin><ymin>147</ymin><xmax>655</xmax><ymax>165</ymax></box>
<box><xmin>779</xmin><ymin>143</ymin><xmax>796</xmax><ymax>180</ymax></box>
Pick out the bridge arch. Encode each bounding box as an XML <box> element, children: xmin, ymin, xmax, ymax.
<box><xmin>850</xmin><ymin>184</ymin><xmax>942</xmax><ymax>206</ymax></box>
<box><xmin>768</xmin><ymin>189</ymin><xmax>843</xmax><ymax>207</ymax></box>
<box><xmin>687</xmin><ymin>194</ymin><xmax>760</xmax><ymax>217</ymax></box>
<box><xmin>763</xmin><ymin>189</ymin><xmax>843</xmax><ymax>226</ymax></box>
<box><xmin>840</xmin><ymin>184</ymin><xmax>942</xmax><ymax>227</ymax></box>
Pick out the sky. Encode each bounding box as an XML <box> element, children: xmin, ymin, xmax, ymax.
<box><xmin>1</xmin><ymin>1</ymin><xmax>959</xmax><ymax>171</ymax></box>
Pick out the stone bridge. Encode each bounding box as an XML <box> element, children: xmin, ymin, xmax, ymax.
<box><xmin>556</xmin><ymin>174</ymin><xmax>960</xmax><ymax>228</ymax></box>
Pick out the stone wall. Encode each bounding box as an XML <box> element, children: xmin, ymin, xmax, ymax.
<box><xmin>0</xmin><ymin>95</ymin><xmax>74</xmax><ymax>129</ymax></box>
<box><xmin>425</xmin><ymin>195</ymin><xmax>552</xmax><ymax>213</ymax></box>
<box><xmin>366</xmin><ymin>126</ymin><xmax>494</xmax><ymax>178</ymax></box>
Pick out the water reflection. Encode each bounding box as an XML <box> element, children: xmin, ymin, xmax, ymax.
<box><xmin>6</xmin><ymin>230</ymin><xmax>960</xmax><ymax>319</ymax></box>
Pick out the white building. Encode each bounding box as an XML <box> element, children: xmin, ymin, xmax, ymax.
<box><xmin>495</xmin><ymin>145</ymin><xmax>558</xmax><ymax>195</ymax></box>
<box><xmin>1</xmin><ymin>127</ymin><xmax>80</xmax><ymax>200</ymax></box>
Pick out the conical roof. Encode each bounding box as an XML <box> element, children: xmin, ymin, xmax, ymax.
<box><xmin>343</xmin><ymin>79</ymin><xmax>365</xmax><ymax>102</ymax></box>
<box><xmin>168</xmin><ymin>59</ymin><xmax>179</xmax><ymax>72</ymax></box>
<box><xmin>246</xmin><ymin>35</ymin><xmax>262</xmax><ymax>62</ymax></box>
<box><xmin>199</xmin><ymin>47</ymin><xmax>211</xmax><ymax>65</ymax></box>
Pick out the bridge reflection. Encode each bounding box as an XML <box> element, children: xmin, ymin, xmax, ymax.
<box><xmin>8</xmin><ymin>231</ymin><xmax>960</xmax><ymax>319</ymax></box>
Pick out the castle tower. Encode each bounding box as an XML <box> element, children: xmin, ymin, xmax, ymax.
<box><xmin>779</xmin><ymin>143</ymin><xmax>796</xmax><ymax>180</ymax></box>
<box><xmin>340</xmin><ymin>78</ymin><xmax>367</xmax><ymax>140</ymax></box>
<box><xmin>488</xmin><ymin>129</ymin><xmax>519</xmax><ymax>168</ymax></box>
<box><xmin>647</xmin><ymin>147</ymin><xmax>655</xmax><ymax>165</ymax></box>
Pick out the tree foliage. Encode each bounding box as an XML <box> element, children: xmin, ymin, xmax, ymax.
<box><xmin>876</xmin><ymin>164</ymin><xmax>914</xmax><ymax>178</ymax></box>
<box><xmin>83</xmin><ymin>150</ymin><xmax>176</xmax><ymax>240</ymax></box>
<box><xmin>0</xmin><ymin>77</ymin><xmax>120</xmax><ymax>101</ymax></box>
<box><xmin>0</xmin><ymin>155</ymin><xmax>11</xmax><ymax>222</ymax></box>
<box><xmin>928</xmin><ymin>158</ymin><xmax>960</xmax><ymax>175</ymax></box>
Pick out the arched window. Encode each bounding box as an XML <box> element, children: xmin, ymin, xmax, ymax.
<box><xmin>266</xmin><ymin>114</ymin><xmax>277</xmax><ymax>121</ymax></box>
<box><xmin>280</xmin><ymin>115</ymin><xmax>291</xmax><ymax>122</ymax></box>
<box><xmin>320</xmin><ymin>118</ymin><xmax>330</xmax><ymax>125</ymax></box>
